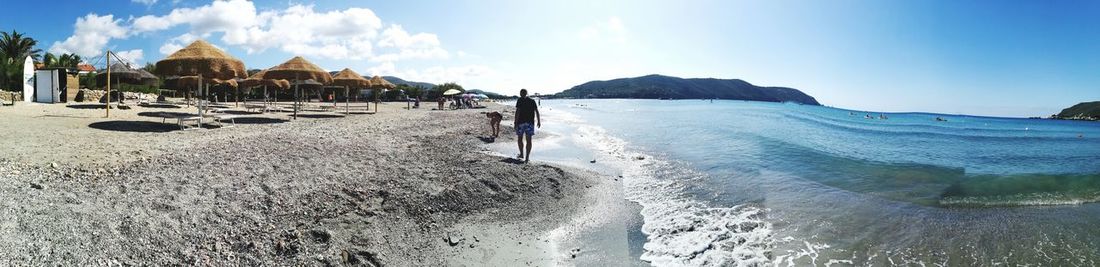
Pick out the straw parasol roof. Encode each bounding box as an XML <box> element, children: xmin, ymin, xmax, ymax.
<box><xmin>167</xmin><ymin>76</ymin><xmax>238</xmax><ymax>89</ymax></box>
<box><xmin>240</xmin><ymin>70</ymin><xmax>291</xmax><ymax>90</ymax></box>
<box><xmin>154</xmin><ymin>40</ymin><xmax>246</xmax><ymax>80</ymax></box>
<box><xmin>136</xmin><ymin>69</ymin><xmax>159</xmax><ymax>86</ymax></box>
<box><xmin>95</xmin><ymin>63</ymin><xmax>144</xmax><ymax>87</ymax></box>
<box><xmin>368</xmin><ymin>76</ymin><xmax>395</xmax><ymax>89</ymax></box>
<box><xmin>262</xmin><ymin>56</ymin><xmax>333</xmax><ymax>84</ymax></box>
<box><xmin>294</xmin><ymin>79</ymin><xmax>325</xmax><ymax>90</ymax></box>
<box><xmin>331</xmin><ymin>68</ymin><xmax>371</xmax><ymax>89</ymax></box>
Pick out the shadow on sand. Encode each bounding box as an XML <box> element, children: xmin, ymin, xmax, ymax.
<box><xmin>477</xmin><ymin>136</ymin><xmax>497</xmax><ymax>143</ymax></box>
<box><xmin>137</xmin><ymin>111</ymin><xmax>194</xmax><ymax>118</ymax></box>
<box><xmin>68</xmin><ymin>104</ymin><xmax>134</xmax><ymax>110</ymax></box>
<box><xmin>219</xmin><ymin>110</ymin><xmax>261</xmax><ymax>115</ymax></box>
<box><xmin>500</xmin><ymin>158</ymin><xmax>527</xmax><ymax>164</ymax></box>
<box><xmin>138</xmin><ymin>103</ymin><xmax>182</xmax><ymax>109</ymax></box>
<box><xmin>88</xmin><ymin>121</ymin><xmax>180</xmax><ymax>133</ymax></box>
<box><xmin>292</xmin><ymin>114</ymin><xmax>345</xmax><ymax>119</ymax></box>
<box><xmin>234</xmin><ymin>117</ymin><xmax>289</xmax><ymax>124</ymax></box>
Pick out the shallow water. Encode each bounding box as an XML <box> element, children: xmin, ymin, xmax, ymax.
<box><xmin>493</xmin><ymin>99</ymin><xmax>1100</xmax><ymax>266</ymax></box>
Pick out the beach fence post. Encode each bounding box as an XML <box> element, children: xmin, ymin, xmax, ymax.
<box><xmin>293</xmin><ymin>73</ymin><xmax>298</xmax><ymax>120</ymax></box>
<box><xmin>198</xmin><ymin>74</ymin><xmax>204</xmax><ymax>128</ymax></box>
<box><xmin>105</xmin><ymin>50</ymin><xmax>111</xmax><ymax>118</ymax></box>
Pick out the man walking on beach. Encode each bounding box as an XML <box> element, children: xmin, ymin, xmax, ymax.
<box><xmin>515</xmin><ymin>89</ymin><xmax>540</xmax><ymax>163</ymax></box>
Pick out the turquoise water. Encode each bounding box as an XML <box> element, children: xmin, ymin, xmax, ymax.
<box><xmin>495</xmin><ymin>99</ymin><xmax>1100</xmax><ymax>266</ymax></box>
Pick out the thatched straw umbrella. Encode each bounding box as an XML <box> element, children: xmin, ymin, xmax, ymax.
<box><xmin>166</xmin><ymin>76</ymin><xmax>238</xmax><ymax>105</ymax></box>
<box><xmin>332</xmin><ymin>68</ymin><xmax>371</xmax><ymax>114</ymax></box>
<box><xmin>262</xmin><ymin>56</ymin><xmax>333</xmax><ymax>119</ymax></box>
<box><xmin>154</xmin><ymin>40</ymin><xmax>246</xmax><ymax>124</ymax></box>
<box><xmin>240</xmin><ymin>70</ymin><xmax>291</xmax><ymax>109</ymax></box>
<box><xmin>95</xmin><ymin>63</ymin><xmax>151</xmax><ymax>106</ymax></box>
<box><xmin>95</xmin><ymin>63</ymin><xmax>143</xmax><ymax>88</ymax></box>
<box><xmin>136</xmin><ymin>69</ymin><xmax>159</xmax><ymax>86</ymax></box>
<box><xmin>368</xmin><ymin>76</ymin><xmax>395</xmax><ymax>111</ymax></box>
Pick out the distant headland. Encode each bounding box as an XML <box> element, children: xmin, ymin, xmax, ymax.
<box><xmin>551</xmin><ymin>74</ymin><xmax>820</xmax><ymax>105</ymax></box>
<box><xmin>1051</xmin><ymin>101</ymin><xmax>1100</xmax><ymax>121</ymax></box>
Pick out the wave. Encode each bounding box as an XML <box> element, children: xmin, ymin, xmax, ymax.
<box><xmin>754</xmin><ymin>137</ymin><xmax>1100</xmax><ymax>207</ymax></box>
<box><xmin>780</xmin><ymin>111</ymin><xmax>1085</xmax><ymax>142</ymax></box>
<box><xmin>570</xmin><ymin>123</ymin><xmax>775</xmax><ymax>266</ymax></box>
<box><xmin>940</xmin><ymin>173</ymin><xmax>1100</xmax><ymax>207</ymax></box>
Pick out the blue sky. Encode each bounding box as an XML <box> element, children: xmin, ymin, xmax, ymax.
<box><xmin>2</xmin><ymin>0</ymin><xmax>1098</xmax><ymax>117</ymax></box>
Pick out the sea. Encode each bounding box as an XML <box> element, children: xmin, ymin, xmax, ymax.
<box><xmin>490</xmin><ymin>99</ymin><xmax>1100</xmax><ymax>266</ymax></box>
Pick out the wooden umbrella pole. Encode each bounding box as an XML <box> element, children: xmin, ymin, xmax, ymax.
<box><xmin>198</xmin><ymin>73</ymin><xmax>204</xmax><ymax>128</ymax></box>
<box><xmin>105</xmin><ymin>50</ymin><xmax>111</xmax><ymax>118</ymax></box>
<box><xmin>293</xmin><ymin>74</ymin><xmax>298</xmax><ymax>120</ymax></box>
<box><xmin>345</xmin><ymin>86</ymin><xmax>349</xmax><ymax>114</ymax></box>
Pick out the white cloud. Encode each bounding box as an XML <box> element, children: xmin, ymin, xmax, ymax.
<box><xmin>365</xmin><ymin>62</ymin><xmax>399</xmax><ymax>77</ymax></box>
<box><xmin>159</xmin><ymin>43</ymin><xmax>183</xmax><ymax>55</ymax></box>
<box><xmin>132</xmin><ymin>0</ymin><xmax>157</xmax><ymax>6</ymax></box>
<box><xmin>131</xmin><ymin>0</ymin><xmax>403</xmax><ymax>60</ymax></box>
<box><xmin>132</xmin><ymin>0</ymin><xmax>258</xmax><ymax>34</ymax></box>
<box><xmin>55</xmin><ymin>0</ymin><xmax>462</xmax><ymax>85</ymax></box>
<box><xmin>158</xmin><ymin>33</ymin><xmax>200</xmax><ymax>55</ymax></box>
<box><xmin>366</xmin><ymin>62</ymin><xmax>492</xmax><ymax>86</ymax></box>
<box><xmin>578</xmin><ymin>16</ymin><xmax>627</xmax><ymax>42</ymax></box>
<box><xmin>373</xmin><ymin>24</ymin><xmax>448</xmax><ymax>62</ymax></box>
<box><xmin>113</xmin><ymin>49</ymin><xmax>145</xmax><ymax>65</ymax></box>
<box><xmin>48</xmin><ymin>14</ymin><xmax>129</xmax><ymax>57</ymax></box>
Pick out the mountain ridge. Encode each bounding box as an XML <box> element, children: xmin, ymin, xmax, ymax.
<box><xmin>553</xmin><ymin>74</ymin><xmax>820</xmax><ymax>105</ymax></box>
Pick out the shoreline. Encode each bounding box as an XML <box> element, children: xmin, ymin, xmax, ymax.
<box><xmin>0</xmin><ymin>100</ymin><xmax>611</xmax><ymax>265</ymax></box>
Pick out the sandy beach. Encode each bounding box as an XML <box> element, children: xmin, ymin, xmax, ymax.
<box><xmin>0</xmin><ymin>100</ymin><xmax>621</xmax><ymax>265</ymax></box>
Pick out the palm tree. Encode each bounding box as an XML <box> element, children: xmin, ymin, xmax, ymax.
<box><xmin>0</xmin><ymin>30</ymin><xmax>42</xmax><ymax>62</ymax></box>
<box><xmin>0</xmin><ymin>30</ymin><xmax>42</xmax><ymax>91</ymax></box>
<box><xmin>57</xmin><ymin>53</ymin><xmax>81</xmax><ymax>69</ymax></box>
<box><xmin>41</xmin><ymin>52</ymin><xmax>57</xmax><ymax>67</ymax></box>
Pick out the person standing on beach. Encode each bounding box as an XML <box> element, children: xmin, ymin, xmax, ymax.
<box><xmin>515</xmin><ymin>89</ymin><xmax>540</xmax><ymax>163</ymax></box>
<box><xmin>487</xmin><ymin>111</ymin><xmax>503</xmax><ymax>138</ymax></box>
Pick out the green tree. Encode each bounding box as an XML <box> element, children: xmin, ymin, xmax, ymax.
<box><xmin>0</xmin><ymin>30</ymin><xmax>42</xmax><ymax>62</ymax></box>
<box><xmin>142</xmin><ymin>62</ymin><xmax>156</xmax><ymax>74</ymax></box>
<box><xmin>80</xmin><ymin>72</ymin><xmax>97</xmax><ymax>89</ymax></box>
<box><xmin>41</xmin><ymin>52</ymin><xmax>57</xmax><ymax>67</ymax></box>
<box><xmin>57</xmin><ymin>53</ymin><xmax>81</xmax><ymax>69</ymax></box>
<box><xmin>0</xmin><ymin>30</ymin><xmax>42</xmax><ymax>91</ymax></box>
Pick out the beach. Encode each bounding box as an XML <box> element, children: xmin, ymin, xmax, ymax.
<box><xmin>0</xmin><ymin>101</ymin><xmax>621</xmax><ymax>265</ymax></box>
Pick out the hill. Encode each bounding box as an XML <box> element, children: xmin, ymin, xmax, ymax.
<box><xmin>382</xmin><ymin>76</ymin><xmax>435</xmax><ymax>89</ymax></box>
<box><xmin>1055</xmin><ymin>101</ymin><xmax>1100</xmax><ymax>120</ymax></box>
<box><xmin>553</xmin><ymin>74</ymin><xmax>820</xmax><ymax>105</ymax></box>
<box><xmin>466</xmin><ymin>89</ymin><xmax>509</xmax><ymax>99</ymax></box>
<box><xmin>325</xmin><ymin>71</ymin><xmax>437</xmax><ymax>89</ymax></box>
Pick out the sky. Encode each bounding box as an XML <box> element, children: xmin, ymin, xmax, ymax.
<box><xmin>1</xmin><ymin>0</ymin><xmax>1098</xmax><ymax>117</ymax></box>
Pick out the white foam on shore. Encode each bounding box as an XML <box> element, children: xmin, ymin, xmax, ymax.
<box><xmin>568</xmin><ymin>122</ymin><xmax>775</xmax><ymax>266</ymax></box>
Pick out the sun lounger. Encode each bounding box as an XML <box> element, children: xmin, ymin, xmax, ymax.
<box><xmin>202</xmin><ymin>106</ymin><xmax>232</xmax><ymax>113</ymax></box>
<box><xmin>244</xmin><ymin>103</ymin><xmax>266</xmax><ymax>113</ymax></box>
<box><xmin>204</xmin><ymin>114</ymin><xmax>242</xmax><ymax>127</ymax></box>
<box><xmin>161</xmin><ymin>114</ymin><xmax>203</xmax><ymax>130</ymax></box>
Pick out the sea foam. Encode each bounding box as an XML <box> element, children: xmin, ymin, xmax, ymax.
<box><xmin>571</xmin><ymin>123</ymin><xmax>775</xmax><ymax>266</ymax></box>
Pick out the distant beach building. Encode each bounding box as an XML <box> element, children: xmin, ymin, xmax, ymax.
<box><xmin>76</xmin><ymin>64</ymin><xmax>96</xmax><ymax>75</ymax></box>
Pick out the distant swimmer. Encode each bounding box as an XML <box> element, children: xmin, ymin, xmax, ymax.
<box><xmin>935</xmin><ymin>117</ymin><xmax>947</xmax><ymax>122</ymax></box>
<box><xmin>849</xmin><ymin>112</ymin><xmax>855</xmax><ymax>116</ymax></box>
<box><xmin>1079</xmin><ymin>134</ymin><xmax>1084</xmax><ymax>138</ymax></box>
<box><xmin>865</xmin><ymin>114</ymin><xmax>873</xmax><ymax>119</ymax></box>
<box><xmin>879</xmin><ymin>114</ymin><xmax>888</xmax><ymax>120</ymax></box>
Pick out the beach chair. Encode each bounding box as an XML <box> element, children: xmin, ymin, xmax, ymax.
<box><xmin>244</xmin><ymin>103</ymin><xmax>266</xmax><ymax>113</ymax></box>
<box><xmin>161</xmin><ymin>113</ymin><xmax>203</xmax><ymax>130</ymax></box>
<box><xmin>204</xmin><ymin>113</ymin><xmax>242</xmax><ymax>128</ymax></box>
